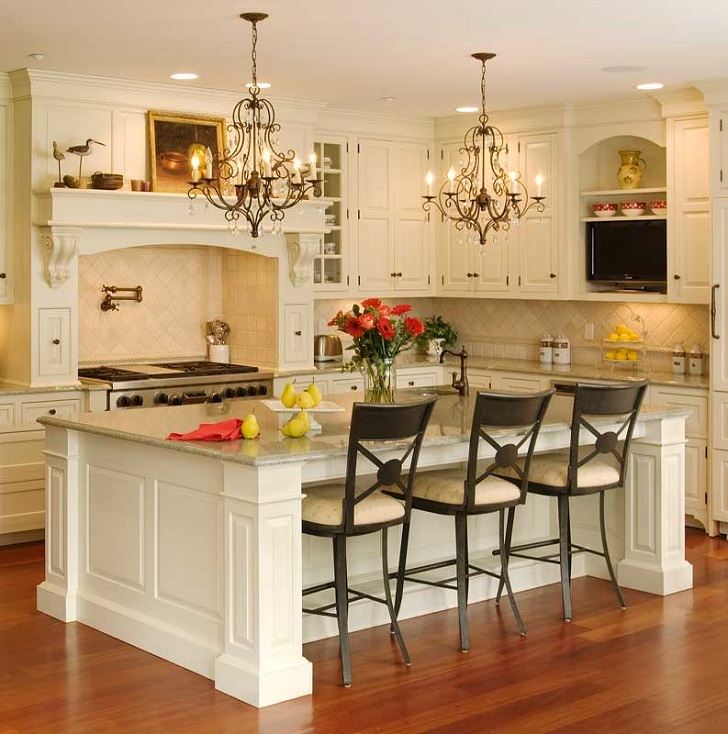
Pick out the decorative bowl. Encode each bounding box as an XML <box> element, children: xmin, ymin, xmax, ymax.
<box><xmin>650</xmin><ymin>200</ymin><xmax>667</xmax><ymax>214</ymax></box>
<box><xmin>90</xmin><ymin>172</ymin><xmax>124</xmax><ymax>190</ymax></box>
<box><xmin>592</xmin><ymin>202</ymin><xmax>618</xmax><ymax>218</ymax></box>
<box><xmin>621</xmin><ymin>201</ymin><xmax>646</xmax><ymax>217</ymax></box>
<box><xmin>160</xmin><ymin>151</ymin><xmax>189</xmax><ymax>172</ymax></box>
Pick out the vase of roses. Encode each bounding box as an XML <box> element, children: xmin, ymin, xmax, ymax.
<box><xmin>328</xmin><ymin>298</ymin><xmax>424</xmax><ymax>403</ymax></box>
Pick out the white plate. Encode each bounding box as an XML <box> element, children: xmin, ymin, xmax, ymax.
<box><xmin>261</xmin><ymin>399</ymin><xmax>345</xmax><ymax>413</ymax></box>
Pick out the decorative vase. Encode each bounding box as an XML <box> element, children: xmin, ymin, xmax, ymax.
<box><xmin>360</xmin><ymin>357</ymin><xmax>397</xmax><ymax>404</ymax></box>
<box><xmin>617</xmin><ymin>150</ymin><xmax>646</xmax><ymax>190</ymax></box>
<box><xmin>426</xmin><ymin>338</ymin><xmax>445</xmax><ymax>357</ymax></box>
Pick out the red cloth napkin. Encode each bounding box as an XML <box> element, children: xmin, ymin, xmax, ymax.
<box><xmin>167</xmin><ymin>418</ymin><xmax>242</xmax><ymax>442</ymax></box>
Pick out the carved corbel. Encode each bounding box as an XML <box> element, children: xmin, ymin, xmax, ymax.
<box><xmin>286</xmin><ymin>233</ymin><xmax>321</xmax><ymax>286</ymax></box>
<box><xmin>43</xmin><ymin>227</ymin><xmax>80</xmax><ymax>287</ymax></box>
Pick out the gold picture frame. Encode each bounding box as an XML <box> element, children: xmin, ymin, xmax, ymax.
<box><xmin>147</xmin><ymin>110</ymin><xmax>226</xmax><ymax>193</ymax></box>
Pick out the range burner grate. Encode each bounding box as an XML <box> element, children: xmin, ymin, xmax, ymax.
<box><xmin>156</xmin><ymin>361</ymin><xmax>259</xmax><ymax>375</ymax></box>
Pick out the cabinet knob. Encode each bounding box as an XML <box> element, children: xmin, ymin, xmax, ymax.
<box><xmin>396</xmin><ymin>272</ymin><xmax>402</xmax><ymax>277</ymax></box>
<box><xmin>674</xmin><ymin>274</ymin><xmax>681</xmax><ymax>280</ymax></box>
<box><xmin>0</xmin><ymin>273</ymin><xmax>5</xmax><ymax>279</ymax></box>
<box><xmin>408</xmin><ymin>380</ymin><xmax>415</xmax><ymax>386</ymax></box>
<box><xmin>350</xmin><ymin>384</ymin><xmax>357</xmax><ymax>390</ymax></box>
<box><xmin>294</xmin><ymin>330</ymin><xmax>302</xmax><ymax>336</ymax></box>
<box><xmin>52</xmin><ymin>338</ymin><xmax>60</xmax><ymax>345</ymax></box>
<box><xmin>549</xmin><ymin>273</ymin><xmax>557</xmax><ymax>279</ymax></box>
<box><xmin>48</xmin><ymin>409</ymin><xmax>57</xmax><ymax>415</ymax></box>
<box><xmin>473</xmin><ymin>272</ymin><xmax>480</xmax><ymax>278</ymax></box>
<box><xmin>390</xmin><ymin>272</ymin><xmax>397</xmax><ymax>278</ymax></box>
<box><xmin>466</xmin><ymin>272</ymin><xmax>473</xmax><ymax>278</ymax></box>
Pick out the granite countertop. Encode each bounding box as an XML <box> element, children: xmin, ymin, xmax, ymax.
<box><xmin>39</xmin><ymin>391</ymin><xmax>691</xmax><ymax>469</ymax></box>
<box><xmin>0</xmin><ymin>381</ymin><xmax>107</xmax><ymax>397</ymax></box>
<box><xmin>272</xmin><ymin>353</ymin><xmax>709</xmax><ymax>389</ymax></box>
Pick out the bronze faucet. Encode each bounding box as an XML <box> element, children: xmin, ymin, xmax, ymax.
<box><xmin>440</xmin><ymin>346</ymin><xmax>469</xmax><ymax>396</ymax></box>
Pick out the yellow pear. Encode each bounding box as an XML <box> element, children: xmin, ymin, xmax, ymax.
<box><xmin>241</xmin><ymin>413</ymin><xmax>260</xmax><ymax>439</ymax></box>
<box><xmin>280</xmin><ymin>381</ymin><xmax>297</xmax><ymax>409</ymax></box>
<box><xmin>295</xmin><ymin>391</ymin><xmax>315</xmax><ymax>410</ymax></box>
<box><xmin>282</xmin><ymin>414</ymin><xmax>309</xmax><ymax>438</ymax></box>
<box><xmin>305</xmin><ymin>382</ymin><xmax>322</xmax><ymax>407</ymax></box>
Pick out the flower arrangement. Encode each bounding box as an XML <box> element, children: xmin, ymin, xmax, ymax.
<box><xmin>415</xmin><ymin>315</ymin><xmax>458</xmax><ymax>354</ymax></box>
<box><xmin>328</xmin><ymin>298</ymin><xmax>424</xmax><ymax>402</ymax></box>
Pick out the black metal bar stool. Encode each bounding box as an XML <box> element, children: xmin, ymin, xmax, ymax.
<box><xmin>301</xmin><ymin>398</ymin><xmax>436</xmax><ymax>687</ymax></box>
<box><xmin>494</xmin><ymin>382</ymin><xmax>647</xmax><ymax>622</ymax></box>
<box><xmin>390</xmin><ymin>389</ymin><xmax>554</xmax><ymax>652</ymax></box>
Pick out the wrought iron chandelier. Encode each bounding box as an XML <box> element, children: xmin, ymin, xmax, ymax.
<box><xmin>423</xmin><ymin>52</ymin><xmax>545</xmax><ymax>246</ymax></box>
<box><xmin>188</xmin><ymin>12</ymin><xmax>321</xmax><ymax>237</ymax></box>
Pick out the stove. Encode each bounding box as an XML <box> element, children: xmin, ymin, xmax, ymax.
<box><xmin>79</xmin><ymin>361</ymin><xmax>273</xmax><ymax>410</ymax></box>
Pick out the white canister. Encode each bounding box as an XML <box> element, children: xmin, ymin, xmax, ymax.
<box><xmin>552</xmin><ymin>333</ymin><xmax>571</xmax><ymax>365</ymax></box>
<box><xmin>688</xmin><ymin>344</ymin><xmax>704</xmax><ymax>376</ymax></box>
<box><xmin>539</xmin><ymin>333</ymin><xmax>553</xmax><ymax>365</ymax></box>
<box><xmin>208</xmin><ymin>344</ymin><xmax>230</xmax><ymax>364</ymax></box>
<box><xmin>671</xmin><ymin>343</ymin><xmax>687</xmax><ymax>375</ymax></box>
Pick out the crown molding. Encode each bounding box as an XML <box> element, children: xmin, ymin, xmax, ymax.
<box><xmin>651</xmin><ymin>86</ymin><xmax>706</xmax><ymax>118</ymax></box>
<box><xmin>694</xmin><ymin>77</ymin><xmax>728</xmax><ymax>107</ymax></box>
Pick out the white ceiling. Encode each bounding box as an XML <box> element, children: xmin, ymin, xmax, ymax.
<box><xmin>2</xmin><ymin>0</ymin><xmax>728</xmax><ymax>116</ymax></box>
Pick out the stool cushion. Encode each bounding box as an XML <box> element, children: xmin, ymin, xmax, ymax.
<box><xmin>303</xmin><ymin>485</ymin><xmax>405</xmax><ymax>527</ymax></box>
<box><xmin>412</xmin><ymin>470</ymin><xmax>521</xmax><ymax>506</ymax></box>
<box><xmin>499</xmin><ymin>453</ymin><xmax>620</xmax><ymax>489</ymax></box>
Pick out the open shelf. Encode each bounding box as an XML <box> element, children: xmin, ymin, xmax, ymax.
<box><xmin>581</xmin><ymin>214</ymin><xmax>667</xmax><ymax>222</ymax></box>
<box><xmin>580</xmin><ymin>187</ymin><xmax>667</xmax><ymax>197</ymax></box>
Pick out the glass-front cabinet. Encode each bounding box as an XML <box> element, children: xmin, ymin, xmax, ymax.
<box><xmin>312</xmin><ymin>135</ymin><xmax>350</xmax><ymax>293</ymax></box>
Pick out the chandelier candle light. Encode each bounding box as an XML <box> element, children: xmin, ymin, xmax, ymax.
<box><xmin>188</xmin><ymin>12</ymin><xmax>322</xmax><ymax>237</ymax></box>
<box><xmin>423</xmin><ymin>53</ymin><xmax>546</xmax><ymax>246</ymax></box>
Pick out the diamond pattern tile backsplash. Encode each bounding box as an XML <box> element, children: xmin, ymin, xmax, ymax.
<box><xmin>79</xmin><ymin>246</ymin><xmax>223</xmax><ymax>363</ymax></box>
<box><xmin>314</xmin><ymin>297</ymin><xmax>710</xmax><ymax>372</ymax></box>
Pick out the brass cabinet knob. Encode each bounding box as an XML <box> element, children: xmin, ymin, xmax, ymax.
<box><xmin>674</xmin><ymin>274</ymin><xmax>681</xmax><ymax>280</ymax></box>
<box><xmin>0</xmin><ymin>273</ymin><xmax>5</xmax><ymax>279</ymax></box>
<box><xmin>549</xmin><ymin>273</ymin><xmax>557</xmax><ymax>278</ymax></box>
<box><xmin>52</xmin><ymin>338</ymin><xmax>60</xmax><ymax>345</ymax></box>
<box><xmin>294</xmin><ymin>330</ymin><xmax>301</xmax><ymax>336</ymax></box>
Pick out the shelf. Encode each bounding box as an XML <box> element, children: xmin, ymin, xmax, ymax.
<box><xmin>322</xmin><ymin>254</ymin><xmax>342</xmax><ymax>259</ymax></box>
<box><xmin>321</xmin><ymin>168</ymin><xmax>342</xmax><ymax>175</ymax></box>
<box><xmin>580</xmin><ymin>187</ymin><xmax>667</xmax><ymax>197</ymax></box>
<box><xmin>582</xmin><ymin>214</ymin><xmax>667</xmax><ymax>222</ymax></box>
<box><xmin>325</xmin><ymin>225</ymin><xmax>342</xmax><ymax>231</ymax></box>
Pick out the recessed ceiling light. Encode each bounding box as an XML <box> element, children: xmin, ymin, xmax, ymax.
<box><xmin>170</xmin><ymin>72</ymin><xmax>198</xmax><ymax>80</ymax></box>
<box><xmin>636</xmin><ymin>82</ymin><xmax>664</xmax><ymax>91</ymax></box>
<box><xmin>601</xmin><ymin>65</ymin><xmax>647</xmax><ymax>73</ymax></box>
<box><xmin>381</xmin><ymin>96</ymin><xmax>396</xmax><ymax>102</ymax></box>
<box><xmin>27</xmin><ymin>52</ymin><xmax>45</xmax><ymax>62</ymax></box>
<box><xmin>246</xmin><ymin>81</ymin><xmax>271</xmax><ymax>89</ymax></box>
<box><xmin>455</xmin><ymin>106</ymin><xmax>478</xmax><ymax>113</ymax></box>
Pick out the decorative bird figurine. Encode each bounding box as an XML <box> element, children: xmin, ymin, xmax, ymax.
<box><xmin>66</xmin><ymin>138</ymin><xmax>105</xmax><ymax>184</ymax></box>
<box><xmin>52</xmin><ymin>141</ymin><xmax>65</xmax><ymax>188</ymax></box>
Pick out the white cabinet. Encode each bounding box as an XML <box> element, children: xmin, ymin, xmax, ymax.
<box><xmin>710</xmin><ymin>449</ymin><xmax>728</xmax><ymax>522</ymax></box>
<box><xmin>0</xmin><ymin>99</ymin><xmax>9</xmax><ymax>303</ymax></box>
<box><xmin>396</xmin><ymin>368</ymin><xmax>441</xmax><ymax>389</ymax></box>
<box><xmin>668</xmin><ymin>117</ymin><xmax>710</xmax><ymax>303</ymax></box>
<box><xmin>710</xmin><ymin>199</ymin><xmax>728</xmax><ymax>392</ymax></box>
<box><xmin>37</xmin><ymin>308</ymin><xmax>71</xmax><ymax>378</ymax></box>
<box><xmin>711</xmin><ymin>110</ymin><xmax>728</xmax><ymax>196</ymax></box>
<box><xmin>329</xmin><ymin>376</ymin><xmax>364</xmax><ymax>395</ymax></box>
<box><xmin>494</xmin><ymin>373</ymin><xmax>549</xmax><ymax>393</ymax></box>
<box><xmin>357</xmin><ymin>139</ymin><xmax>431</xmax><ymax>293</ymax></box>
<box><xmin>685</xmin><ymin>439</ymin><xmax>708</xmax><ymax>521</ymax></box>
<box><xmin>281</xmin><ymin>304</ymin><xmax>311</xmax><ymax>369</ymax></box>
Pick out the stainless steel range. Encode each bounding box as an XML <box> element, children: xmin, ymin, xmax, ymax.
<box><xmin>78</xmin><ymin>361</ymin><xmax>273</xmax><ymax>410</ymax></box>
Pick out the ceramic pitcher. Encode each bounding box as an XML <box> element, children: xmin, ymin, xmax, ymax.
<box><xmin>617</xmin><ymin>150</ymin><xmax>646</xmax><ymax>189</ymax></box>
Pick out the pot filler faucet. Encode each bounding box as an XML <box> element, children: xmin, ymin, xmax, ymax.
<box><xmin>439</xmin><ymin>346</ymin><xmax>469</xmax><ymax>396</ymax></box>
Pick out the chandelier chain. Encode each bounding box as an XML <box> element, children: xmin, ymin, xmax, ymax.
<box><xmin>251</xmin><ymin>20</ymin><xmax>258</xmax><ymax>86</ymax></box>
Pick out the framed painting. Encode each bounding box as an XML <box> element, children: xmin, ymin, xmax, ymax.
<box><xmin>147</xmin><ymin>110</ymin><xmax>226</xmax><ymax>193</ymax></box>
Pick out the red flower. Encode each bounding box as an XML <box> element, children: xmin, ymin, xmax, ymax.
<box><xmin>345</xmin><ymin>316</ymin><xmax>365</xmax><ymax>338</ymax></box>
<box><xmin>405</xmin><ymin>317</ymin><xmax>424</xmax><ymax>337</ymax></box>
<box><xmin>378</xmin><ymin>304</ymin><xmax>392</xmax><ymax>317</ymax></box>
<box><xmin>391</xmin><ymin>303</ymin><xmax>412</xmax><ymax>315</ymax></box>
<box><xmin>361</xmin><ymin>298</ymin><xmax>382</xmax><ymax>309</ymax></box>
<box><xmin>328</xmin><ymin>310</ymin><xmax>344</xmax><ymax>327</ymax></box>
<box><xmin>377</xmin><ymin>318</ymin><xmax>395</xmax><ymax>340</ymax></box>
<box><xmin>358</xmin><ymin>312</ymin><xmax>376</xmax><ymax>331</ymax></box>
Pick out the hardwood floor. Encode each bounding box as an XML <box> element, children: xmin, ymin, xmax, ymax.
<box><xmin>1</xmin><ymin>531</ymin><xmax>728</xmax><ymax>733</ymax></box>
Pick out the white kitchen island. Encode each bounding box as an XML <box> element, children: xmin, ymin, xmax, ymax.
<box><xmin>37</xmin><ymin>392</ymin><xmax>692</xmax><ymax>708</ymax></box>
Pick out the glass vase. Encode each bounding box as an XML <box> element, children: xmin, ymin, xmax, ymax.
<box><xmin>360</xmin><ymin>357</ymin><xmax>397</xmax><ymax>404</ymax></box>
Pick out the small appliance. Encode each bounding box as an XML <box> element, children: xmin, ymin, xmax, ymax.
<box><xmin>313</xmin><ymin>334</ymin><xmax>343</xmax><ymax>362</ymax></box>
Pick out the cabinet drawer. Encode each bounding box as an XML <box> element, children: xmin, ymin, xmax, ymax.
<box><xmin>20</xmin><ymin>398</ymin><xmax>81</xmax><ymax>429</ymax></box>
<box><xmin>468</xmin><ymin>370</ymin><xmax>494</xmax><ymax>391</ymax></box>
<box><xmin>329</xmin><ymin>377</ymin><xmax>364</xmax><ymax>395</ymax></box>
<box><xmin>651</xmin><ymin>387</ymin><xmax>708</xmax><ymax>438</ymax></box>
<box><xmin>495</xmin><ymin>374</ymin><xmax>547</xmax><ymax>393</ymax></box>
<box><xmin>38</xmin><ymin>308</ymin><xmax>72</xmax><ymax>377</ymax></box>
<box><xmin>0</xmin><ymin>403</ymin><xmax>14</xmax><ymax>429</ymax></box>
<box><xmin>396</xmin><ymin>371</ymin><xmax>439</xmax><ymax>389</ymax></box>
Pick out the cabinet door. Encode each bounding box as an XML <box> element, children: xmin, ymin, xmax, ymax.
<box><xmin>670</xmin><ymin>118</ymin><xmax>710</xmax><ymax>303</ymax></box>
<box><xmin>0</xmin><ymin>102</ymin><xmax>9</xmax><ymax>302</ymax></box>
<box><xmin>493</xmin><ymin>373</ymin><xmax>548</xmax><ymax>393</ymax></box>
<box><xmin>468</xmin><ymin>370</ymin><xmax>494</xmax><ymax>390</ymax></box>
<box><xmin>710</xmin><ymin>200</ymin><xmax>728</xmax><ymax>391</ymax></box>
<box><xmin>515</xmin><ymin>133</ymin><xmax>559</xmax><ymax>295</ymax></box>
<box><xmin>396</xmin><ymin>370</ymin><xmax>439</xmax><ymax>389</ymax></box>
<box><xmin>715</xmin><ymin>110</ymin><xmax>728</xmax><ymax>195</ymax></box>
<box><xmin>281</xmin><ymin>304</ymin><xmax>311</xmax><ymax>368</ymax></box>
<box><xmin>650</xmin><ymin>386</ymin><xmax>708</xmax><ymax>439</ymax></box>
<box><xmin>473</xmin><ymin>239</ymin><xmax>511</xmax><ymax>295</ymax></box>
<box><xmin>393</xmin><ymin>144</ymin><xmax>430</xmax><ymax>291</ymax></box>
<box><xmin>685</xmin><ymin>439</ymin><xmax>707</xmax><ymax>519</ymax></box>
<box><xmin>357</xmin><ymin>141</ymin><xmax>393</xmax><ymax>291</ymax></box>
<box><xmin>38</xmin><ymin>308</ymin><xmax>71</xmax><ymax>378</ymax></box>
<box><xmin>710</xmin><ymin>448</ymin><xmax>728</xmax><ymax>522</ymax></box>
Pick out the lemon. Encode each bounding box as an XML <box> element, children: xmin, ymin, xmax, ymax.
<box><xmin>615</xmin><ymin>352</ymin><xmax>627</xmax><ymax>361</ymax></box>
<box><xmin>605</xmin><ymin>350</ymin><xmax>616</xmax><ymax>360</ymax></box>
<box><xmin>627</xmin><ymin>350</ymin><xmax>638</xmax><ymax>361</ymax></box>
<box><xmin>608</xmin><ymin>332</ymin><xmax>620</xmax><ymax>341</ymax></box>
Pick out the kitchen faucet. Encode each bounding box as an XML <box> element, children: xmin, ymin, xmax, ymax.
<box><xmin>439</xmin><ymin>346</ymin><xmax>469</xmax><ymax>396</ymax></box>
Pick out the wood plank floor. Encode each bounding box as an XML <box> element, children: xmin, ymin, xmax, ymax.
<box><xmin>1</xmin><ymin>530</ymin><xmax>728</xmax><ymax>733</ymax></box>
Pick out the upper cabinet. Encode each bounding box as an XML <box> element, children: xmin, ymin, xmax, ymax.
<box><xmin>438</xmin><ymin>131</ymin><xmax>560</xmax><ymax>299</ymax></box>
<box><xmin>711</xmin><ymin>110</ymin><xmax>728</xmax><ymax>196</ymax></box>
<box><xmin>668</xmin><ymin>116</ymin><xmax>710</xmax><ymax>304</ymax></box>
<box><xmin>357</xmin><ymin>139</ymin><xmax>432</xmax><ymax>294</ymax></box>
<box><xmin>0</xmin><ymin>97</ymin><xmax>10</xmax><ymax>304</ymax></box>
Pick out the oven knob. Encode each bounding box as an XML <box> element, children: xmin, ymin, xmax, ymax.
<box><xmin>154</xmin><ymin>392</ymin><xmax>169</xmax><ymax>405</ymax></box>
<box><xmin>223</xmin><ymin>387</ymin><xmax>236</xmax><ymax>399</ymax></box>
<box><xmin>235</xmin><ymin>386</ymin><xmax>246</xmax><ymax>398</ymax></box>
<box><xmin>258</xmin><ymin>384</ymin><xmax>268</xmax><ymax>396</ymax></box>
<box><xmin>247</xmin><ymin>385</ymin><xmax>259</xmax><ymax>396</ymax></box>
<box><xmin>116</xmin><ymin>395</ymin><xmax>131</xmax><ymax>408</ymax></box>
<box><xmin>168</xmin><ymin>394</ymin><xmax>182</xmax><ymax>406</ymax></box>
<box><xmin>210</xmin><ymin>392</ymin><xmax>223</xmax><ymax>403</ymax></box>
<box><xmin>131</xmin><ymin>394</ymin><xmax>144</xmax><ymax>407</ymax></box>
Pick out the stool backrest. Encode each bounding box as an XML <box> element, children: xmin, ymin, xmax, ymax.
<box><xmin>568</xmin><ymin>381</ymin><xmax>648</xmax><ymax>493</ymax></box>
<box><xmin>343</xmin><ymin>398</ymin><xmax>437</xmax><ymax>532</ymax></box>
<box><xmin>465</xmin><ymin>389</ymin><xmax>554</xmax><ymax>511</ymax></box>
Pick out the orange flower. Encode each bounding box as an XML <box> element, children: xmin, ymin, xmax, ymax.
<box><xmin>391</xmin><ymin>303</ymin><xmax>412</xmax><ymax>315</ymax></box>
<box><xmin>361</xmin><ymin>298</ymin><xmax>382</xmax><ymax>309</ymax></box>
<box><xmin>358</xmin><ymin>312</ymin><xmax>376</xmax><ymax>331</ymax></box>
<box><xmin>405</xmin><ymin>316</ymin><xmax>424</xmax><ymax>336</ymax></box>
<box><xmin>378</xmin><ymin>318</ymin><xmax>395</xmax><ymax>340</ymax></box>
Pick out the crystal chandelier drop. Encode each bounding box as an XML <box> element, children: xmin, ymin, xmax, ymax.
<box><xmin>188</xmin><ymin>12</ymin><xmax>321</xmax><ymax>237</ymax></box>
<box><xmin>423</xmin><ymin>53</ymin><xmax>545</xmax><ymax>246</ymax></box>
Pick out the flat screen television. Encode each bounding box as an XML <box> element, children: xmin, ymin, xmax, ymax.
<box><xmin>586</xmin><ymin>219</ymin><xmax>667</xmax><ymax>291</ymax></box>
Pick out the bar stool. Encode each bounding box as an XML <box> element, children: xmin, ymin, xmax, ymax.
<box><xmin>495</xmin><ymin>382</ymin><xmax>647</xmax><ymax>622</ymax></box>
<box><xmin>391</xmin><ymin>389</ymin><xmax>554</xmax><ymax>652</ymax></box>
<box><xmin>301</xmin><ymin>398</ymin><xmax>436</xmax><ymax>687</ymax></box>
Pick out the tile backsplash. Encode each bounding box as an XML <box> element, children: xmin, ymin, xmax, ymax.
<box><xmin>314</xmin><ymin>297</ymin><xmax>710</xmax><ymax>372</ymax></box>
<box><xmin>79</xmin><ymin>246</ymin><xmax>223</xmax><ymax>363</ymax></box>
